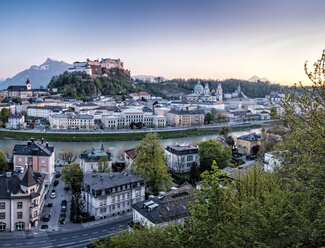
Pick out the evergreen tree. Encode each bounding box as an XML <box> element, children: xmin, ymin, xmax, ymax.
<box><xmin>0</xmin><ymin>150</ymin><xmax>9</xmax><ymax>173</ymax></box>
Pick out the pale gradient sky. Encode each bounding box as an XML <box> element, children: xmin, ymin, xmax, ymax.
<box><xmin>0</xmin><ymin>0</ymin><xmax>324</xmax><ymax>85</ymax></box>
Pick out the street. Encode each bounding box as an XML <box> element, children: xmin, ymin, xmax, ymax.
<box><xmin>0</xmin><ymin>217</ymin><xmax>131</xmax><ymax>248</ymax></box>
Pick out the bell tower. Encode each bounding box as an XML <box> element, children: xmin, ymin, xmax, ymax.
<box><xmin>26</xmin><ymin>78</ymin><xmax>31</xmax><ymax>90</ymax></box>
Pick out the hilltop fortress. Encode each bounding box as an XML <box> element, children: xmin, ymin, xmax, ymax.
<box><xmin>68</xmin><ymin>58</ymin><xmax>130</xmax><ymax>78</ymax></box>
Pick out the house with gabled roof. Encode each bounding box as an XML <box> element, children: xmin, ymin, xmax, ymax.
<box><xmin>13</xmin><ymin>139</ymin><xmax>55</xmax><ymax>184</ymax></box>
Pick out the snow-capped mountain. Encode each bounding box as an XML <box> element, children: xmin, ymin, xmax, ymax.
<box><xmin>248</xmin><ymin>75</ymin><xmax>270</xmax><ymax>83</ymax></box>
<box><xmin>132</xmin><ymin>75</ymin><xmax>167</xmax><ymax>83</ymax></box>
<box><xmin>0</xmin><ymin>58</ymin><xmax>72</xmax><ymax>89</ymax></box>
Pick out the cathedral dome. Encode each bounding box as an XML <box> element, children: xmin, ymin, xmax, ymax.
<box><xmin>194</xmin><ymin>84</ymin><xmax>204</xmax><ymax>91</ymax></box>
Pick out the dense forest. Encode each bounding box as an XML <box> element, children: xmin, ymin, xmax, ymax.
<box><xmin>48</xmin><ymin>71</ymin><xmax>285</xmax><ymax>101</ymax></box>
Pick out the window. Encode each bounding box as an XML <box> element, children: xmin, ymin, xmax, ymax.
<box><xmin>122</xmin><ymin>202</ymin><xmax>125</xmax><ymax>208</ymax></box>
<box><xmin>112</xmin><ymin>196</ymin><xmax>115</xmax><ymax>203</ymax></box>
<box><xmin>137</xmin><ymin>182</ymin><xmax>140</xmax><ymax>187</ymax></box>
<box><xmin>0</xmin><ymin>213</ymin><xmax>5</xmax><ymax>219</ymax></box>
<box><xmin>15</xmin><ymin>222</ymin><xmax>25</xmax><ymax>231</ymax></box>
<box><xmin>122</xmin><ymin>185</ymin><xmax>125</xmax><ymax>190</ymax></box>
<box><xmin>117</xmin><ymin>204</ymin><xmax>120</xmax><ymax>209</ymax></box>
<box><xmin>127</xmin><ymin>184</ymin><xmax>130</xmax><ymax>189</ymax></box>
<box><xmin>0</xmin><ymin>203</ymin><xmax>5</xmax><ymax>209</ymax></box>
<box><xmin>127</xmin><ymin>193</ymin><xmax>130</xmax><ymax>199</ymax></box>
<box><xmin>18</xmin><ymin>158</ymin><xmax>22</xmax><ymax>162</ymax></box>
<box><xmin>41</xmin><ymin>165</ymin><xmax>45</xmax><ymax>173</ymax></box>
<box><xmin>122</xmin><ymin>194</ymin><xmax>125</xmax><ymax>200</ymax></box>
<box><xmin>117</xmin><ymin>186</ymin><xmax>121</xmax><ymax>192</ymax></box>
<box><xmin>99</xmin><ymin>198</ymin><xmax>107</xmax><ymax>206</ymax></box>
<box><xmin>41</xmin><ymin>159</ymin><xmax>45</xmax><ymax>164</ymax></box>
<box><xmin>0</xmin><ymin>222</ymin><xmax>6</xmax><ymax>231</ymax></box>
<box><xmin>17</xmin><ymin>212</ymin><xmax>23</xmax><ymax>219</ymax></box>
<box><xmin>187</xmin><ymin>155</ymin><xmax>193</xmax><ymax>162</ymax></box>
<box><xmin>112</xmin><ymin>205</ymin><xmax>115</xmax><ymax>211</ymax></box>
<box><xmin>112</xmin><ymin>188</ymin><xmax>116</xmax><ymax>193</ymax></box>
<box><xmin>17</xmin><ymin>202</ymin><xmax>23</xmax><ymax>209</ymax></box>
<box><xmin>135</xmin><ymin>189</ymin><xmax>141</xmax><ymax>197</ymax></box>
<box><xmin>117</xmin><ymin>195</ymin><xmax>120</xmax><ymax>202</ymax></box>
<box><xmin>33</xmin><ymin>210</ymin><xmax>37</xmax><ymax>217</ymax></box>
<box><xmin>127</xmin><ymin>201</ymin><xmax>130</xmax><ymax>206</ymax></box>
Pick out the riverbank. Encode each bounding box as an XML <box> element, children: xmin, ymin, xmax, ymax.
<box><xmin>0</xmin><ymin>124</ymin><xmax>262</xmax><ymax>142</ymax></box>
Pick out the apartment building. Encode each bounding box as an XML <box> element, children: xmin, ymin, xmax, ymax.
<box><xmin>7</xmin><ymin>114</ymin><xmax>25</xmax><ymax>129</ymax></box>
<box><xmin>13</xmin><ymin>139</ymin><xmax>55</xmax><ymax>185</ymax></box>
<box><xmin>236</xmin><ymin>133</ymin><xmax>261</xmax><ymax>155</ymax></box>
<box><xmin>79</xmin><ymin>145</ymin><xmax>112</xmax><ymax>173</ymax></box>
<box><xmin>49</xmin><ymin>113</ymin><xmax>94</xmax><ymax>130</ymax></box>
<box><xmin>0</xmin><ymin>168</ymin><xmax>46</xmax><ymax>231</ymax></box>
<box><xmin>167</xmin><ymin>109</ymin><xmax>204</xmax><ymax>126</ymax></box>
<box><xmin>165</xmin><ymin>145</ymin><xmax>199</xmax><ymax>173</ymax></box>
<box><xmin>101</xmin><ymin>108</ymin><xmax>166</xmax><ymax>129</ymax></box>
<box><xmin>131</xmin><ymin>184</ymin><xmax>195</xmax><ymax>228</ymax></box>
<box><xmin>27</xmin><ymin>106</ymin><xmax>62</xmax><ymax>118</ymax></box>
<box><xmin>82</xmin><ymin>172</ymin><xmax>145</xmax><ymax>219</ymax></box>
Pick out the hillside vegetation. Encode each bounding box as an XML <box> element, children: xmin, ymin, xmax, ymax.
<box><xmin>48</xmin><ymin>71</ymin><xmax>284</xmax><ymax>100</ymax></box>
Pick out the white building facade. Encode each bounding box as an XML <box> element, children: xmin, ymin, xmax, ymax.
<box><xmin>82</xmin><ymin>172</ymin><xmax>145</xmax><ymax>219</ymax></box>
<box><xmin>165</xmin><ymin>145</ymin><xmax>200</xmax><ymax>173</ymax></box>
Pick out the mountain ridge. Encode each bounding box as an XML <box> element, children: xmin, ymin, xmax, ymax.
<box><xmin>0</xmin><ymin>58</ymin><xmax>72</xmax><ymax>90</ymax></box>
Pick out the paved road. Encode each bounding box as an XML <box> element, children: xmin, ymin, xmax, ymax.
<box><xmin>0</xmin><ymin>217</ymin><xmax>131</xmax><ymax>248</ymax></box>
<box><xmin>1</xmin><ymin>120</ymin><xmax>273</xmax><ymax>134</ymax></box>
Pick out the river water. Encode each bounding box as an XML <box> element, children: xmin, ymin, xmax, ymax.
<box><xmin>0</xmin><ymin>128</ymin><xmax>261</xmax><ymax>163</ymax></box>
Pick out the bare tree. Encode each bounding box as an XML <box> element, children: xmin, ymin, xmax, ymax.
<box><xmin>59</xmin><ymin>147</ymin><xmax>78</xmax><ymax>165</ymax></box>
<box><xmin>175</xmin><ymin>155</ymin><xmax>185</xmax><ymax>173</ymax></box>
<box><xmin>3</xmin><ymin>145</ymin><xmax>14</xmax><ymax>163</ymax></box>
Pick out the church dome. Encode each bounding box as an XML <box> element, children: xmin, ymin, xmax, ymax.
<box><xmin>194</xmin><ymin>84</ymin><xmax>204</xmax><ymax>91</ymax></box>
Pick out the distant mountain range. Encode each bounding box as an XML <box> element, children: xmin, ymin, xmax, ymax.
<box><xmin>132</xmin><ymin>75</ymin><xmax>167</xmax><ymax>83</ymax></box>
<box><xmin>248</xmin><ymin>75</ymin><xmax>270</xmax><ymax>83</ymax></box>
<box><xmin>0</xmin><ymin>58</ymin><xmax>72</xmax><ymax>90</ymax></box>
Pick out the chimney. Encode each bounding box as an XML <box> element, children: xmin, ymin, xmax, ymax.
<box><xmin>6</xmin><ymin>172</ymin><xmax>12</xmax><ymax>178</ymax></box>
<box><xmin>31</xmin><ymin>138</ymin><xmax>34</xmax><ymax>143</ymax></box>
<box><xmin>27</xmin><ymin>141</ymin><xmax>32</xmax><ymax>146</ymax></box>
<box><xmin>46</xmin><ymin>142</ymin><xmax>48</xmax><ymax>147</ymax></box>
<box><xmin>41</xmin><ymin>138</ymin><xmax>44</xmax><ymax>144</ymax></box>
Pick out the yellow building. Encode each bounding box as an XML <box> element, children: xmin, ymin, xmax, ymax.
<box><xmin>236</xmin><ymin>133</ymin><xmax>261</xmax><ymax>155</ymax></box>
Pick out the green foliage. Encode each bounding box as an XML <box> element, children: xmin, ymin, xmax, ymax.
<box><xmin>0</xmin><ymin>108</ymin><xmax>9</xmax><ymax>125</ymax></box>
<box><xmin>189</xmin><ymin>162</ymin><xmax>200</xmax><ymax>185</ymax></box>
<box><xmin>98</xmin><ymin>156</ymin><xmax>110</xmax><ymax>173</ymax></box>
<box><xmin>198</xmin><ymin>139</ymin><xmax>232</xmax><ymax>171</ymax></box>
<box><xmin>61</xmin><ymin>162</ymin><xmax>84</xmax><ymax>194</ymax></box>
<box><xmin>48</xmin><ymin>70</ymin><xmax>134</xmax><ymax>100</ymax></box>
<box><xmin>204</xmin><ymin>112</ymin><xmax>213</xmax><ymax>124</ymax></box>
<box><xmin>0</xmin><ymin>150</ymin><xmax>9</xmax><ymax>173</ymax></box>
<box><xmin>132</xmin><ymin>133</ymin><xmax>172</xmax><ymax>195</ymax></box>
<box><xmin>88</xmin><ymin>225</ymin><xmax>176</xmax><ymax>248</ymax></box>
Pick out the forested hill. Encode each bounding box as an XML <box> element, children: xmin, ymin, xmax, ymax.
<box><xmin>48</xmin><ymin>71</ymin><xmax>285</xmax><ymax>100</ymax></box>
<box><xmin>165</xmin><ymin>78</ymin><xmax>284</xmax><ymax>98</ymax></box>
<box><xmin>48</xmin><ymin>70</ymin><xmax>137</xmax><ymax>100</ymax></box>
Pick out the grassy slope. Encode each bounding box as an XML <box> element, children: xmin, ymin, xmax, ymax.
<box><xmin>0</xmin><ymin>125</ymin><xmax>262</xmax><ymax>142</ymax></box>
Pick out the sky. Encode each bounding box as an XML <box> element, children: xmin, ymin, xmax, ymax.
<box><xmin>0</xmin><ymin>0</ymin><xmax>324</xmax><ymax>85</ymax></box>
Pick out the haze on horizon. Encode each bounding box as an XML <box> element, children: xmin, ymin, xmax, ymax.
<box><xmin>0</xmin><ymin>0</ymin><xmax>324</xmax><ymax>86</ymax></box>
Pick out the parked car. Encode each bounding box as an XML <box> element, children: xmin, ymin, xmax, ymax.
<box><xmin>41</xmin><ymin>225</ymin><xmax>48</xmax><ymax>229</ymax></box>
<box><xmin>61</xmin><ymin>205</ymin><xmax>67</xmax><ymax>212</ymax></box>
<box><xmin>64</xmin><ymin>186</ymin><xmax>70</xmax><ymax>191</ymax></box>
<box><xmin>43</xmin><ymin>214</ymin><xmax>51</xmax><ymax>222</ymax></box>
<box><xmin>61</xmin><ymin>200</ymin><xmax>67</xmax><ymax>206</ymax></box>
<box><xmin>53</xmin><ymin>180</ymin><xmax>59</xmax><ymax>186</ymax></box>
<box><xmin>55</xmin><ymin>173</ymin><xmax>61</xmax><ymax>178</ymax></box>
<box><xmin>246</xmin><ymin>155</ymin><xmax>257</xmax><ymax>160</ymax></box>
<box><xmin>50</xmin><ymin>192</ymin><xmax>56</xmax><ymax>199</ymax></box>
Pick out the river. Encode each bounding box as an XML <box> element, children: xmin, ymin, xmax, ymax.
<box><xmin>0</xmin><ymin>128</ymin><xmax>261</xmax><ymax>163</ymax></box>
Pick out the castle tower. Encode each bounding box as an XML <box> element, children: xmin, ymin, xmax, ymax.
<box><xmin>26</xmin><ymin>78</ymin><xmax>31</xmax><ymax>90</ymax></box>
<box><xmin>217</xmin><ymin>83</ymin><xmax>223</xmax><ymax>101</ymax></box>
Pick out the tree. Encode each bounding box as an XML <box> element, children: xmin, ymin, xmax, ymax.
<box><xmin>0</xmin><ymin>150</ymin><xmax>9</xmax><ymax>173</ymax></box>
<box><xmin>189</xmin><ymin>162</ymin><xmax>200</xmax><ymax>185</ymax></box>
<box><xmin>210</xmin><ymin>108</ymin><xmax>217</xmax><ymax>119</ymax></box>
<box><xmin>225</xmin><ymin>135</ymin><xmax>235</xmax><ymax>148</ymax></box>
<box><xmin>198</xmin><ymin>139</ymin><xmax>232</xmax><ymax>172</ymax></box>
<box><xmin>98</xmin><ymin>156</ymin><xmax>110</xmax><ymax>172</ymax></box>
<box><xmin>270</xmin><ymin>106</ymin><xmax>277</xmax><ymax>118</ymax></box>
<box><xmin>59</xmin><ymin>147</ymin><xmax>78</xmax><ymax>164</ymax></box>
<box><xmin>204</xmin><ymin>112</ymin><xmax>213</xmax><ymax>124</ymax></box>
<box><xmin>61</xmin><ymin>162</ymin><xmax>84</xmax><ymax>193</ymax></box>
<box><xmin>0</xmin><ymin>108</ymin><xmax>9</xmax><ymax>126</ymax></box>
<box><xmin>220</xmin><ymin>126</ymin><xmax>232</xmax><ymax>140</ymax></box>
<box><xmin>132</xmin><ymin>133</ymin><xmax>172</xmax><ymax>195</ymax></box>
